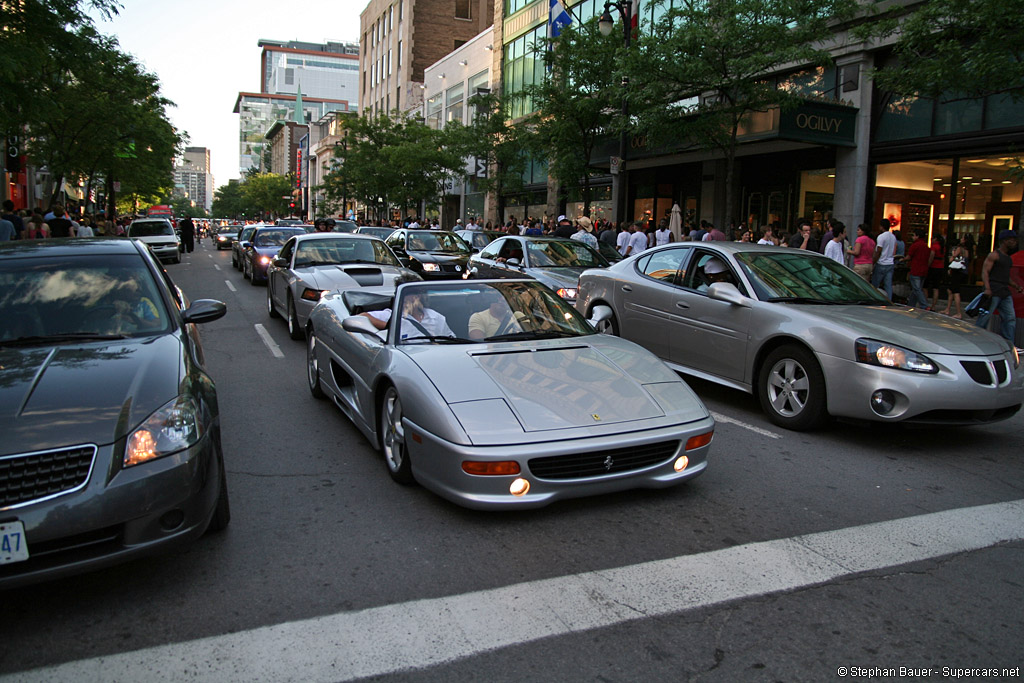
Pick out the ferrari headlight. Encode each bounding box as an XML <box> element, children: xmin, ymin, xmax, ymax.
<box><xmin>855</xmin><ymin>339</ymin><xmax>938</xmax><ymax>374</ymax></box>
<box><xmin>125</xmin><ymin>395</ymin><xmax>206</xmax><ymax>467</ymax></box>
<box><xmin>556</xmin><ymin>287</ymin><xmax>578</xmax><ymax>300</ymax></box>
<box><xmin>422</xmin><ymin>263</ymin><xmax>440</xmax><ymax>272</ymax></box>
<box><xmin>301</xmin><ymin>287</ymin><xmax>328</xmax><ymax>302</ymax></box>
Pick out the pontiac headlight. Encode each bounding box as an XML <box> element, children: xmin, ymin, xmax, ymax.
<box><xmin>422</xmin><ymin>263</ymin><xmax>440</xmax><ymax>272</ymax></box>
<box><xmin>855</xmin><ymin>339</ymin><xmax>938</xmax><ymax>374</ymax></box>
<box><xmin>125</xmin><ymin>395</ymin><xmax>207</xmax><ymax>467</ymax></box>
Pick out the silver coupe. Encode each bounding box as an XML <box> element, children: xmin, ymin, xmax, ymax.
<box><xmin>305</xmin><ymin>280</ymin><xmax>715</xmax><ymax>509</ymax></box>
<box><xmin>267</xmin><ymin>233</ymin><xmax>421</xmax><ymax>339</ymax></box>
<box><xmin>576</xmin><ymin>242</ymin><xmax>1024</xmax><ymax>430</ymax></box>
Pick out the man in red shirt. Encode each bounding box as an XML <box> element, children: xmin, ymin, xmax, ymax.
<box><xmin>906</xmin><ymin>228</ymin><xmax>932</xmax><ymax>309</ymax></box>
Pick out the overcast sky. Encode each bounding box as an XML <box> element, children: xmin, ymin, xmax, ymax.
<box><xmin>92</xmin><ymin>0</ymin><xmax>363</xmax><ymax>189</ymax></box>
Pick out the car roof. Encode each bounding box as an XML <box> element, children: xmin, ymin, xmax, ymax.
<box><xmin>0</xmin><ymin>237</ymin><xmax>143</xmax><ymax>260</ymax></box>
<box><xmin>292</xmin><ymin>232</ymin><xmax>383</xmax><ymax>243</ymax></box>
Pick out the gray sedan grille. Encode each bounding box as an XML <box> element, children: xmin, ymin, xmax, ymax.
<box><xmin>961</xmin><ymin>360</ymin><xmax>1009</xmax><ymax>386</ymax></box>
<box><xmin>0</xmin><ymin>446</ymin><xmax>96</xmax><ymax>509</ymax></box>
<box><xmin>528</xmin><ymin>441</ymin><xmax>680</xmax><ymax>480</ymax></box>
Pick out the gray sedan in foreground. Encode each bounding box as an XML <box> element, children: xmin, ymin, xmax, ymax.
<box><xmin>576</xmin><ymin>242</ymin><xmax>1024</xmax><ymax>430</ymax></box>
<box><xmin>305</xmin><ymin>280</ymin><xmax>714</xmax><ymax>509</ymax></box>
<box><xmin>267</xmin><ymin>233</ymin><xmax>420</xmax><ymax>339</ymax></box>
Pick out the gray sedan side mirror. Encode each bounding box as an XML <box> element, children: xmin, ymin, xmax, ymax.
<box><xmin>707</xmin><ymin>282</ymin><xmax>750</xmax><ymax>307</ymax></box>
<box><xmin>272</xmin><ymin>257</ymin><xmax>288</xmax><ymax>268</ymax></box>
<box><xmin>182</xmin><ymin>299</ymin><xmax>227</xmax><ymax>324</ymax></box>
<box><xmin>588</xmin><ymin>305</ymin><xmax>613</xmax><ymax>328</ymax></box>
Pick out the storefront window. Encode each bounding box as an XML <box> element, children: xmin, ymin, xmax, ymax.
<box><xmin>934</xmin><ymin>98</ymin><xmax>983</xmax><ymax>137</ymax></box>
<box><xmin>798</xmin><ymin>169</ymin><xmax>835</xmax><ymax>232</ymax></box>
<box><xmin>876</xmin><ymin>95</ymin><xmax>934</xmax><ymax>142</ymax></box>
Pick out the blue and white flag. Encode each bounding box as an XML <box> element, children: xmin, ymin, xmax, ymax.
<box><xmin>549</xmin><ymin>0</ymin><xmax>572</xmax><ymax>38</ymax></box>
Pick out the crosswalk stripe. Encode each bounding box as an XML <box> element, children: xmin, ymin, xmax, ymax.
<box><xmin>9</xmin><ymin>499</ymin><xmax>1023</xmax><ymax>683</ymax></box>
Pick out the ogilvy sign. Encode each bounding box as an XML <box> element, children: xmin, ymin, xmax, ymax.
<box><xmin>778</xmin><ymin>102</ymin><xmax>858</xmax><ymax>147</ymax></box>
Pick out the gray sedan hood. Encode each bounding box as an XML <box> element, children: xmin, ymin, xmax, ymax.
<box><xmin>0</xmin><ymin>335</ymin><xmax>182</xmax><ymax>454</ymax></box>
<box><xmin>408</xmin><ymin>337</ymin><xmax>705</xmax><ymax>433</ymax></box>
<box><xmin>531</xmin><ymin>267</ymin><xmax>586</xmax><ymax>290</ymax></box>
<box><xmin>810</xmin><ymin>305</ymin><xmax>1011</xmax><ymax>355</ymax></box>
<box><xmin>300</xmin><ymin>264</ymin><xmax>417</xmax><ymax>290</ymax></box>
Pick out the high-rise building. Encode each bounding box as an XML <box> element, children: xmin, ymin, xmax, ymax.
<box><xmin>174</xmin><ymin>146</ymin><xmax>214</xmax><ymax>213</ymax></box>
<box><xmin>359</xmin><ymin>0</ymin><xmax>494</xmax><ymax>117</ymax></box>
<box><xmin>234</xmin><ymin>39</ymin><xmax>360</xmax><ymax>175</ymax></box>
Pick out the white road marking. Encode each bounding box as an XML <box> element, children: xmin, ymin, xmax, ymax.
<box><xmin>254</xmin><ymin>324</ymin><xmax>284</xmax><ymax>358</ymax></box>
<box><xmin>710</xmin><ymin>411</ymin><xmax>782</xmax><ymax>439</ymax></box>
<box><xmin>213</xmin><ymin>264</ymin><xmax>221</xmax><ymax>271</ymax></box>
<box><xmin>224</xmin><ymin>280</ymin><xmax>236</xmax><ymax>292</ymax></box>
<box><xmin>12</xmin><ymin>499</ymin><xmax>1023</xmax><ymax>683</ymax></box>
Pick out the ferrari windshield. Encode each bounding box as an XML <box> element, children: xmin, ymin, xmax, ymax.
<box><xmin>525</xmin><ymin>240</ymin><xmax>608</xmax><ymax>268</ymax></box>
<box><xmin>391</xmin><ymin>281</ymin><xmax>594</xmax><ymax>344</ymax></box>
<box><xmin>735</xmin><ymin>251</ymin><xmax>890</xmax><ymax>304</ymax></box>
<box><xmin>404</xmin><ymin>231</ymin><xmax>469</xmax><ymax>254</ymax></box>
<box><xmin>293</xmin><ymin>237</ymin><xmax>401</xmax><ymax>267</ymax></box>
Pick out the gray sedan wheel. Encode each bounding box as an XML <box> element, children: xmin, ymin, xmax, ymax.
<box><xmin>380</xmin><ymin>386</ymin><xmax>414</xmax><ymax>485</ymax></box>
<box><xmin>306</xmin><ymin>329</ymin><xmax>326</xmax><ymax>399</ymax></box>
<box><xmin>267</xmin><ymin>286</ymin><xmax>280</xmax><ymax>318</ymax></box>
<box><xmin>286</xmin><ymin>294</ymin><xmax>304</xmax><ymax>340</ymax></box>
<box><xmin>758</xmin><ymin>345</ymin><xmax>828</xmax><ymax>431</ymax></box>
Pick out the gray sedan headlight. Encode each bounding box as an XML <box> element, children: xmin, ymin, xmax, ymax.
<box><xmin>125</xmin><ymin>395</ymin><xmax>207</xmax><ymax>467</ymax></box>
<box><xmin>855</xmin><ymin>339</ymin><xmax>938</xmax><ymax>374</ymax></box>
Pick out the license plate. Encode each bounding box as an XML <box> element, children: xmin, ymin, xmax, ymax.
<box><xmin>0</xmin><ymin>521</ymin><xmax>29</xmax><ymax>565</ymax></box>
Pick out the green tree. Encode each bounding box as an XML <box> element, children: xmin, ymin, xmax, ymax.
<box><xmin>625</xmin><ymin>0</ymin><xmax>859</xmax><ymax>225</ymax></box>
<box><xmin>212</xmin><ymin>182</ymin><xmax>247</xmax><ymax>218</ymax></box>
<box><xmin>320</xmin><ymin>112</ymin><xmax>467</xmax><ymax>220</ymax></box>
<box><xmin>520</xmin><ymin>18</ymin><xmax>621</xmax><ymax>216</ymax></box>
<box><xmin>867</xmin><ymin>0</ymin><xmax>1024</xmax><ymax>104</ymax></box>
<box><xmin>243</xmin><ymin>173</ymin><xmax>293</xmax><ymax>219</ymax></box>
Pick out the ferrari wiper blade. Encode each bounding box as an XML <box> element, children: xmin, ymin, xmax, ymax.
<box><xmin>401</xmin><ymin>335</ymin><xmax>475</xmax><ymax>344</ymax></box>
<box><xmin>484</xmin><ymin>330</ymin><xmax>577</xmax><ymax>342</ymax></box>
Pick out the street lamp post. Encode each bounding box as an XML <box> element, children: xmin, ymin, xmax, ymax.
<box><xmin>599</xmin><ymin>0</ymin><xmax>632</xmax><ymax>227</ymax></box>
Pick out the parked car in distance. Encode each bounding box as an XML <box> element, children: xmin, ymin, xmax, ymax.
<box><xmin>127</xmin><ymin>218</ymin><xmax>181</xmax><ymax>264</ymax></box>
<box><xmin>384</xmin><ymin>229</ymin><xmax>472</xmax><ymax>279</ymax></box>
<box><xmin>469</xmin><ymin>235</ymin><xmax>610</xmax><ymax>305</ymax></box>
<box><xmin>0</xmin><ymin>238</ymin><xmax>230</xmax><ymax>588</ymax></box>
<box><xmin>305</xmin><ymin>279</ymin><xmax>713</xmax><ymax>509</ymax></box>
<box><xmin>266</xmin><ymin>233</ymin><xmax>420</xmax><ymax>339</ymax></box>
<box><xmin>215</xmin><ymin>224</ymin><xmax>243</xmax><ymax>250</ymax></box>
<box><xmin>576</xmin><ymin>242</ymin><xmax>1024</xmax><ymax>430</ymax></box>
<box><xmin>454</xmin><ymin>229</ymin><xmax>504</xmax><ymax>252</ymax></box>
<box><xmin>332</xmin><ymin>220</ymin><xmax>358</xmax><ymax>233</ymax></box>
<box><xmin>241</xmin><ymin>226</ymin><xmax>307</xmax><ymax>285</ymax></box>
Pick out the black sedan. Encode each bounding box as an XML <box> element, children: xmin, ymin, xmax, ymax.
<box><xmin>0</xmin><ymin>239</ymin><xmax>229</xmax><ymax>588</ymax></box>
<box><xmin>384</xmin><ymin>229</ymin><xmax>472</xmax><ymax>280</ymax></box>
<box><xmin>215</xmin><ymin>224</ymin><xmax>243</xmax><ymax>250</ymax></box>
<box><xmin>469</xmin><ymin>235</ymin><xmax>610</xmax><ymax>305</ymax></box>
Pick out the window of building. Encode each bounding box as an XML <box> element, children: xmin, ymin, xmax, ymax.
<box><xmin>388</xmin><ymin>49</ymin><xmax>392</xmax><ymax>75</ymax></box>
<box><xmin>455</xmin><ymin>0</ymin><xmax>471</xmax><ymax>19</ymax></box>
<box><xmin>454</xmin><ymin>39</ymin><xmax>467</xmax><ymax>49</ymax></box>
<box><xmin>285</xmin><ymin>68</ymin><xmax>294</xmax><ymax>85</ymax></box>
<box><xmin>389</xmin><ymin>4</ymin><xmax>394</xmax><ymax>30</ymax></box>
<box><xmin>426</xmin><ymin>94</ymin><xmax>443</xmax><ymax>130</ymax></box>
<box><xmin>503</xmin><ymin>25</ymin><xmax>545</xmax><ymax>119</ymax></box>
<box><xmin>467</xmin><ymin>69</ymin><xmax>490</xmax><ymax>121</ymax></box>
<box><xmin>446</xmin><ymin>83</ymin><xmax>464</xmax><ymax>125</ymax></box>
<box><xmin>397</xmin><ymin>40</ymin><xmax>402</xmax><ymax>68</ymax></box>
<box><xmin>398</xmin><ymin>0</ymin><xmax>403</xmax><ymax>22</ymax></box>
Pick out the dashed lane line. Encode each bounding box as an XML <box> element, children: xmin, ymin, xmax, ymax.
<box><xmin>9</xmin><ymin>499</ymin><xmax>1023</xmax><ymax>682</ymax></box>
<box><xmin>710</xmin><ymin>411</ymin><xmax>782</xmax><ymax>439</ymax></box>
<box><xmin>254</xmin><ymin>323</ymin><xmax>284</xmax><ymax>358</ymax></box>
<box><xmin>224</xmin><ymin>280</ymin><xmax>236</xmax><ymax>292</ymax></box>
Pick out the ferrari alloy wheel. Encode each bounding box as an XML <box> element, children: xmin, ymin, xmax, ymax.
<box><xmin>306</xmin><ymin>329</ymin><xmax>325</xmax><ymax>399</ymax></box>
<box><xmin>380</xmin><ymin>386</ymin><xmax>414</xmax><ymax>485</ymax></box>
<box><xmin>758</xmin><ymin>344</ymin><xmax>828</xmax><ymax>431</ymax></box>
<box><xmin>287</xmin><ymin>294</ymin><xmax>303</xmax><ymax>340</ymax></box>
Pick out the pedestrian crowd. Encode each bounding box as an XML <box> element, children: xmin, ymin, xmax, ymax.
<box><xmin>0</xmin><ymin>200</ymin><xmax>139</xmax><ymax>241</ymax></box>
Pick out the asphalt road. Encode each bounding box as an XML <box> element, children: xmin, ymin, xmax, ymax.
<box><xmin>2</xmin><ymin>242</ymin><xmax>1022</xmax><ymax>682</ymax></box>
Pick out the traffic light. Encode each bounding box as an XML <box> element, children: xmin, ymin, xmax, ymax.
<box><xmin>289</xmin><ymin>202</ymin><xmax>295</xmax><ymax>208</ymax></box>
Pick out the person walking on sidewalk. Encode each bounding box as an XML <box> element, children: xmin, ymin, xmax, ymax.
<box><xmin>975</xmin><ymin>230</ymin><xmax>1024</xmax><ymax>343</ymax></box>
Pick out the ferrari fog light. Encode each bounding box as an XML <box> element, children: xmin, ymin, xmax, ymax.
<box><xmin>673</xmin><ymin>455</ymin><xmax>689</xmax><ymax>472</ymax></box>
<box><xmin>685</xmin><ymin>431</ymin><xmax>714</xmax><ymax>451</ymax></box>
<box><xmin>870</xmin><ymin>389</ymin><xmax>897</xmax><ymax>415</ymax></box>
<box><xmin>462</xmin><ymin>461</ymin><xmax>521</xmax><ymax>476</ymax></box>
<box><xmin>510</xmin><ymin>478</ymin><xmax>531</xmax><ymax>496</ymax></box>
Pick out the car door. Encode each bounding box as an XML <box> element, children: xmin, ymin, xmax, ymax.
<box><xmin>618</xmin><ymin>245</ymin><xmax>693</xmax><ymax>361</ymax></box>
<box><xmin>672</xmin><ymin>249</ymin><xmax>752</xmax><ymax>384</ymax></box>
<box><xmin>473</xmin><ymin>237</ymin><xmax>507</xmax><ymax>278</ymax></box>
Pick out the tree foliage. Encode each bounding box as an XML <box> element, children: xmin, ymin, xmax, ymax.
<box><xmin>624</xmin><ymin>0</ymin><xmax>859</xmax><ymax>223</ymax></box>
<box><xmin>520</xmin><ymin>18</ymin><xmax>621</xmax><ymax>215</ymax></box>
<box><xmin>319</xmin><ymin>112</ymin><xmax>468</xmax><ymax>219</ymax></box>
<box><xmin>867</xmin><ymin>0</ymin><xmax>1024</xmax><ymax>103</ymax></box>
<box><xmin>211</xmin><ymin>182</ymin><xmax>247</xmax><ymax>218</ymax></box>
<box><xmin>243</xmin><ymin>173</ymin><xmax>294</xmax><ymax>219</ymax></box>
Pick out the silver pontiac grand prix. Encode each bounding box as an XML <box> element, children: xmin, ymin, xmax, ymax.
<box><xmin>576</xmin><ymin>242</ymin><xmax>1024</xmax><ymax>430</ymax></box>
<box><xmin>305</xmin><ymin>280</ymin><xmax>714</xmax><ymax>509</ymax></box>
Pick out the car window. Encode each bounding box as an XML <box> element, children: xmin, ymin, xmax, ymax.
<box><xmin>0</xmin><ymin>253</ymin><xmax>172</xmax><ymax>342</ymax></box>
<box><xmin>525</xmin><ymin>240</ymin><xmax>607</xmax><ymax>268</ymax></box>
<box><xmin>387</xmin><ymin>231</ymin><xmax>406</xmax><ymax>249</ymax></box>
<box><xmin>293</xmin><ymin>238</ymin><xmax>400</xmax><ymax>268</ymax></box>
<box><xmin>735</xmin><ymin>251</ymin><xmax>889</xmax><ymax>303</ymax></box>
<box><xmin>479</xmin><ymin>238</ymin><xmax>505</xmax><ymax>260</ymax></box>
<box><xmin>638</xmin><ymin>246</ymin><xmax>690</xmax><ymax>284</ymax></box>
<box><xmin>682</xmin><ymin>251</ymin><xmax>743</xmax><ymax>294</ymax></box>
<box><xmin>278</xmin><ymin>238</ymin><xmax>296</xmax><ymax>262</ymax></box>
<box><xmin>128</xmin><ymin>222</ymin><xmax>173</xmax><ymax>237</ymax></box>
<box><xmin>254</xmin><ymin>229</ymin><xmax>302</xmax><ymax>247</ymax></box>
<box><xmin>405</xmin><ymin>231</ymin><xmax>469</xmax><ymax>254</ymax></box>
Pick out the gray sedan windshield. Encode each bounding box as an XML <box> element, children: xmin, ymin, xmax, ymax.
<box><xmin>294</xmin><ymin>238</ymin><xmax>400</xmax><ymax>267</ymax></box>
<box><xmin>735</xmin><ymin>251</ymin><xmax>889</xmax><ymax>304</ymax></box>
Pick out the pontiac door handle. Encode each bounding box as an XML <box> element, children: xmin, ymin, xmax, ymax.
<box><xmin>621</xmin><ymin>285</ymin><xmax>633</xmax><ymax>292</ymax></box>
<box><xmin>675</xmin><ymin>302</ymin><xmax>690</xmax><ymax>309</ymax></box>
